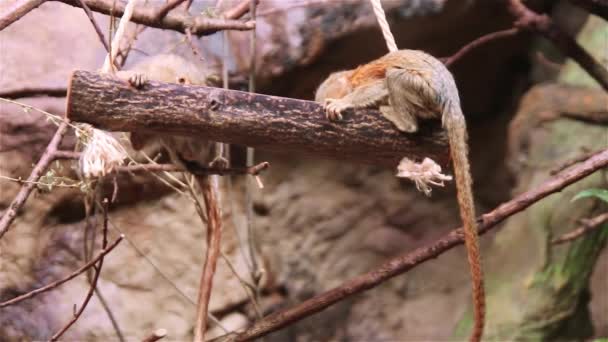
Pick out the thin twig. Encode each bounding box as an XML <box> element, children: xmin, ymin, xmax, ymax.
<box><xmin>550</xmin><ymin>149</ymin><xmax>600</xmax><ymax>175</ymax></box>
<box><xmin>506</xmin><ymin>0</ymin><xmax>608</xmax><ymax>91</ymax></box>
<box><xmin>50</xmin><ymin>200</ymin><xmax>116</xmax><ymax>341</ymax></box>
<box><xmin>76</xmin><ymin>0</ymin><xmax>110</xmax><ymax>52</ymax></box>
<box><xmin>216</xmin><ymin>148</ymin><xmax>608</xmax><ymax>341</ymax></box>
<box><xmin>0</xmin><ymin>235</ymin><xmax>123</xmax><ymax>308</ymax></box>
<box><xmin>0</xmin><ymin>121</ymin><xmax>69</xmax><ymax>240</ymax></box>
<box><xmin>552</xmin><ymin>212</ymin><xmax>608</xmax><ymax>245</ymax></box>
<box><xmin>55</xmin><ymin>0</ymin><xmax>255</xmax><ymax>36</ymax></box>
<box><xmin>185</xmin><ymin>28</ymin><xmax>204</xmax><ymax>62</ymax></box>
<box><xmin>90</xmin><ymin>198</ymin><xmax>125</xmax><ymax>342</ymax></box>
<box><xmin>443</xmin><ymin>28</ymin><xmax>520</xmax><ymax>67</ymax></box>
<box><xmin>0</xmin><ymin>0</ymin><xmax>47</xmax><ymax>31</ymax></box>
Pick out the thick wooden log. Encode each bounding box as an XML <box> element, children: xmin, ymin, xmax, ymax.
<box><xmin>66</xmin><ymin>70</ymin><xmax>449</xmax><ymax>168</ymax></box>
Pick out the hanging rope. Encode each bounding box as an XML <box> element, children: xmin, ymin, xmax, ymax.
<box><xmin>370</xmin><ymin>0</ymin><xmax>398</xmax><ymax>52</ymax></box>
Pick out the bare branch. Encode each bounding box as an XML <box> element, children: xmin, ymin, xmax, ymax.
<box><xmin>552</xmin><ymin>212</ymin><xmax>608</xmax><ymax>244</ymax></box>
<box><xmin>443</xmin><ymin>28</ymin><xmax>520</xmax><ymax>67</ymax></box>
<box><xmin>54</xmin><ymin>0</ymin><xmax>255</xmax><ymax>36</ymax></box>
<box><xmin>194</xmin><ymin>176</ymin><xmax>223</xmax><ymax>341</ymax></box>
<box><xmin>76</xmin><ymin>0</ymin><xmax>110</xmax><ymax>52</ymax></box>
<box><xmin>214</xmin><ymin>148</ymin><xmax>608</xmax><ymax>341</ymax></box>
<box><xmin>506</xmin><ymin>0</ymin><xmax>608</xmax><ymax>91</ymax></box>
<box><xmin>0</xmin><ymin>0</ymin><xmax>46</xmax><ymax>31</ymax></box>
<box><xmin>0</xmin><ymin>121</ymin><xmax>70</xmax><ymax>240</ymax></box>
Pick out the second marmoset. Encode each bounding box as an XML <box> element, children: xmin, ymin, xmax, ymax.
<box><xmin>315</xmin><ymin>49</ymin><xmax>486</xmax><ymax>342</ymax></box>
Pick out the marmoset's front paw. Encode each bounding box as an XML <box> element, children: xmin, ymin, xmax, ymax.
<box><xmin>324</xmin><ymin>99</ymin><xmax>350</xmax><ymax>121</ymax></box>
<box><xmin>128</xmin><ymin>73</ymin><xmax>148</xmax><ymax>89</ymax></box>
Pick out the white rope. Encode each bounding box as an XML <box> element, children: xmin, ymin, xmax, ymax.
<box><xmin>101</xmin><ymin>0</ymin><xmax>139</xmax><ymax>73</ymax></box>
<box><xmin>370</xmin><ymin>0</ymin><xmax>398</xmax><ymax>52</ymax></box>
<box><xmin>79</xmin><ymin>0</ymin><xmax>138</xmax><ymax>178</ymax></box>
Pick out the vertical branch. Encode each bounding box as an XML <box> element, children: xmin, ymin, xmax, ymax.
<box><xmin>76</xmin><ymin>0</ymin><xmax>110</xmax><ymax>52</ymax></box>
<box><xmin>193</xmin><ymin>176</ymin><xmax>223</xmax><ymax>342</ymax></box>
<box><xmin>0</xmin><ymin>121</ymin><xmax>69</xmax><ymax>239</ymax></box>
<box><xmin>50</xmin><ymin>198</ymin><xmax>113</xmax><ymax>341</ymax></box>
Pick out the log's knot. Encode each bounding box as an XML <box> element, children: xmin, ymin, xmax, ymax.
<box><xmin>208</xmin><ymin>93</ymin><xmax>222</xmax><ymax>111</ymax></box>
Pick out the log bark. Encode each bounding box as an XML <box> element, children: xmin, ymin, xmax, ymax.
<box><xmin>66</xmin><ymin>70</ymin><xmax>449</xmax><ymax>168</ymax></box>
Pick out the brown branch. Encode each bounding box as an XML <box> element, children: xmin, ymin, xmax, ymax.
<box><xmin>0</xmin><ymin>121</ymin><xmax>69</xmax><ymax>240</ymax></box>
<box><xmin>142</xmin><ymin>328</ymin><xmax>168</xmax><ymax>342</ymax></box>
<box><xmin>0</xmin><ymin>234</ymin><xmax>123</xmax><ymax>308</ymax></box>
<box><xmin>0</xmin><ymin>87</ymin><xmax>67</xmax><ymax>99</ymax></box>
<box><xmin>54</xmin><ymin>0</ymin><xmax>255</xmax><ymax>36</ymax></box>
<box><xmin>506</xmin><ymin>0</ymin><xmax>608</xmax><ymax>91</ymax></box>
<box><xmin>443</xmin><ymin>28</ymin><xmax>520</xmax><ymax>67</ymax></box>
<box><xmin>66</xmin><ymin>70</ymin><xmax>449</xmax><ymax>168</ymax></box>
<box><xmin>215</xmin><ymin>148</ymin><xmax>608</xmax><ymax>341</ymax></box>
<box><xmin>194</xmin><ymin>176</ymin><xmax>223</xmax><ymax>341</ymax></box>
<box><xmin>568</xmin><ymin>0</ymin><xmax>608</xmax><ymax>21</ymax></box>
<box><xmin>550</xmin><ymin>149</ymin><xmax>601</xmax><ymax>175</ymax></box>
<box><xmin>76</xmin><ymin>0</ymin><xmax>110</xmax><ymax>52</ymax></box>
<box><xmin>552</xmin><ymin>212</ymin><xmax>608</xmax><ymax>245</ymax></box>
<box><xmin>0</xmin><ymin>0</ymin><xmax>46</xmax><ymax>31</ymax></box>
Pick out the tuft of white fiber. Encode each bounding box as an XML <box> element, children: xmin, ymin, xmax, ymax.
<box><xmin>77</xmin><ymin>124</ymin><xmax>127</xmax><ymax>178</ymax></box>
<box><xmin>396</xmin><ymin>157</ymin><xmax>453</xmax><ymax>196</ymax></box>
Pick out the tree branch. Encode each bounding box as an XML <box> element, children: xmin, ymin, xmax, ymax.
<box><xmin>506</xmin><ymin>0</ymin><xmax>608</xmax><ymax>91</ymax></box>
<box><xmin>194</xmin><ymin>176</ymin><xmax>223</xmax><ymax>341</ymax></box>
<box><xmin>443</xmin><ymin>28</ymin><xmax>520</xmax><ymax>67</ymax></box>
<box><xmin>552</xmin><ymin>212</ymin><xmax>608</xmax><ymax>244</ymax></box>
<box><xmin>214</xmin><ymin>148</ymin><xmax>608</xmax><ymax>341</ymax></box>
<box><xmin>54</xmin><ymin>0</ymin><xmax>255</xmax><ymax>36</ymax></box>
<box><xmin>0</xmin><ymin>0</ymin><xmax>46</xmax><ymax>31</ymax></box>
<box><xmin>66</xmin><ymin>70</ymin><xmax>449</xmax><ymax>168</ymax></box>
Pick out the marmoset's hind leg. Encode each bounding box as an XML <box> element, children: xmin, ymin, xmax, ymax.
<box><xmin>384</xmin><ymin>67</ymin><xmax>440</xmax><ymax>133</ymax></box>
<box><xmin>324</xmin><ymin>80</ymin><xmax>388</xmax><ymax>121</ymax></box>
